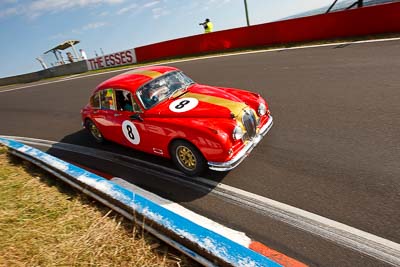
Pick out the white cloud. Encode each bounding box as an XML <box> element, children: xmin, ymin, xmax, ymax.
<box><xmin>50</xmin><ymin>21</ymin><xmax>107</xmax><ymax>40</ymax></box>
<box><xmin>116</xmin><ymin>0</ymin><xmax>160</xmax><ymax>16</ymax></box>
<box><xmin>98</xmin><ymin>11</ymin><xmax>109</xmax><ymax>16</ymax></box>
<box><xmin>151</xmin><ymin>6</ymin><xmax>170</xmax><ymax>19</ymax></box>
<box><xmin>82</xmin><ymin>21</ymin><xmax>107</xmax><ymax>30</ymax></box>
<box><xmin>72</xmin><ymin>21</ymin><xmax>107</xmax><ymax>34</ymax></box>
<box><xmin>30</xmin><ymin>0</ymin><xmax>123</xmax><ymax>13</ymax></box>
<box><xmin>0</xmin><ymin>6</ymin><xmax>18</xmax><ymax>17</ymax></box>
<box><xmin>1</xmin><ymin>0</ymin><xmax>125</xmax><ymax>19</ymax></box>
<box><xmin>201</xmin><ymin>0</ymin><xmax>231</xmax><ymax>11</ymax></box>
<box><xmin>143</xmin><ymin>1</ymin><xmax>160</xmax><ymax>8</ymax></box>
<box><xmin>0</xmin><ymin>0</ymin><xmax>18</xmax><ymax>4</ymax></box>
<box><xmin>49</xmin><ymin>33</ymin><xmax>69</xmax><ymax>40</ymax></box>
<box><xmin>117</xmin><ymin>3</ymin><xmax>137</xmax><ymax>15</ymax></box>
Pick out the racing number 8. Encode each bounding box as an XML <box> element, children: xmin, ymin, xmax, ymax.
<box><xmin>122</xmin><ymin>120</ymin><xmax>140</xmax><ymax>145</ymax></box>
<box><xmin>169</xmin><ymin>97</ymin><xmax>198</xmax><ymax>113</ymax></box>
<box><xmin>126</xmin><ymin>125</ymin><xmax>135</xmax><ymax>140</ymax></box>
<box><xmin>175</xmin><ymin>100</ymin><xmax>190</xmax><ymax>109</ymax></box>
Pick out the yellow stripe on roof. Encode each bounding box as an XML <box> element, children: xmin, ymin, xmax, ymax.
<box><xmin>123</xmin><ymin>69</ymin><xmax>163</xmax><ymax>79</ymax></box>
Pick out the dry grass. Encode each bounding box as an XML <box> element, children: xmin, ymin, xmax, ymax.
<box><xmin>0</xmin><ymin>147</ymin><xmax>198</xmax><ymax>267</ymax></box>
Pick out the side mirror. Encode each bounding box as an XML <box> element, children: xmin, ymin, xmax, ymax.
<box><xmin>129</xmin><ymin>113</ymin><xmax>143</xmax><ymax>122</ymax></box>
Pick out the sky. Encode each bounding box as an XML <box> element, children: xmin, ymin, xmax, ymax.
<box><xmin>0</xmin><ymin>0</ymin><xmax>341</xmax><ymax>78</ymax></box>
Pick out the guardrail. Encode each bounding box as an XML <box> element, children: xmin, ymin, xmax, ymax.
<box><xmin>0</xmin><ymin>137</ymin><xmax>282</xmax><ymax>267</ymax></box>
<box><xmin>0</xmin><ymin>61</ymin><xmax>88</xmax><ymax>87</ymax></box>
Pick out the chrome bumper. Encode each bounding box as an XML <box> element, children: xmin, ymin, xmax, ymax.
<box><xmin>208</xmin><ymin>116</ymin><xmax>273</xmax><ymax>171</ymax></box>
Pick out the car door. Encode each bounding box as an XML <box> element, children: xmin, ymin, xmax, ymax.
<box><xmin>110</xmin><ymin>89</ymin><xmax>151</xmax><ymax>153</ymax></box>
<box><xmin>89</xmin><ymin>89</ymin><xmax>117</xmax><ymax>140</ymax></box>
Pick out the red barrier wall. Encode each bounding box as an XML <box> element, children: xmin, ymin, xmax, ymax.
<box><xmin>135</xmin><ymin>3</ymin><xmax>400</xmax><ymax>62</ymax></box>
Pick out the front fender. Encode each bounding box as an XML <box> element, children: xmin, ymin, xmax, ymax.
<box><xmin>148</xmin><ymin>117</ymin><xmax>237</xmax><ymax>162</ymax></box>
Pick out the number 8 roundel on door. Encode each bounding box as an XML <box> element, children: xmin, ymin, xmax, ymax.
<box><xmin>169</xmin><ymin>98</ymin><xmax>198</xmax><ymax>113</ymax></box>
<box><xmin>122</xmin><ymin>120</ymin><xmax>140</xmax><ymax>145</ymax></box>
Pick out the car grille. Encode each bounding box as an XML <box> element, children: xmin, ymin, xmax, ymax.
<box><xmin>242</xmin><ymin>109</ymin><xmax>257</xmax><ymax>140</ymax></box>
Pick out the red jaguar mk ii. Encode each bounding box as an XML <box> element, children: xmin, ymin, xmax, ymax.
<box><xmin>81</xmin><ymin>66</ymin><xmax>273</xmax><ymax>176</ymax></box>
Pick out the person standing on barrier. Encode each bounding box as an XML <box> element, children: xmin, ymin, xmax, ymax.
<box><xmin>80</xmin><ymin>49</ymin><xmax>88</xmax><ymax>60</ymax></box>
<box><xmin>199</xmin><ymin>18</ymin><xmax>213</xmax><ymax>33</ymax></box>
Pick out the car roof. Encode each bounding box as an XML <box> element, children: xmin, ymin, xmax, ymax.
<box><xmin>95</xmin><ymin>66</ymin><xmax>179</xmax><ymax>93</ymax></box>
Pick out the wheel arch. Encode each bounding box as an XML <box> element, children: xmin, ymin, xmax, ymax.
<box><xmin>83</xmin><ymin>117</ymin><xmax>92</xmax><ymax>128</ymax></box>
<box><xmin>168</xmin><ymin>138</ymin><xmax>205</xmax><ymax>159</ymax></box>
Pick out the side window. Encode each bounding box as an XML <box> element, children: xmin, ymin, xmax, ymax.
<box><xmin>100</xmin><ymin>89</ymin><xmax>116</xmax><ymax>110</ymax></box>
<box><xmin>90</xmin><ymin>92</ymin><xmax>100</xmax><ymax>109</ymax></box>
<box><xmin>115</xmin><ymin>89</ymin><xmax>142</xmax><ymax>113</ymax></box>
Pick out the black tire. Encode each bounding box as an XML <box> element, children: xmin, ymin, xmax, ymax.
<box><xmin>85</xmin><ymin>119</ymin><xmax>105</xmax><ymax>144</ymax></box>
<box><xmin>170</xmin><ymin>140</ymin><xmax>206</xmax><ymax>176</ymax></box>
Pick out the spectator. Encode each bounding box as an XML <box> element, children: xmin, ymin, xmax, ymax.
<box><xmin>199</xmin><ymin>18</ymin><xmax>213</xmax><ymax>33</ymax></box>
<box><xmin>66</xmin><ymin>52</ymin><xmax>74</xmax><ymax>63</ymax></box>
<box><xmin>80</xmin><ymin>49</ymin><xmax>88</xmax><ymax>60</ymax></box>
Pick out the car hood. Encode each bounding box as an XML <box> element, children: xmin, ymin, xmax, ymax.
<box><xmin>145</xmin><ymin>84</ymin><xmax>248</xmax><ymax>119</ymax></box>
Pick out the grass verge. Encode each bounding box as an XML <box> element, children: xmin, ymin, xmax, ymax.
<box><xmin>0</xmin><ymin>146</ymin><xmax>197</xmax><ymax>267</ymax></box>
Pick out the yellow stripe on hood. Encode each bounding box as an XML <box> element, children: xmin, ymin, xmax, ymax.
<box><xmin>123</xmin><ymin>69</ymin><xmax>163</xmax><ymax>79</ymax></box>
<box><xmin>183</xmin><ymin>92</ymin><xmax>247</xmax><ymax>116</ymax></box>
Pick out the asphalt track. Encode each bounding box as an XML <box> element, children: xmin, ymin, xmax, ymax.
<box><xmin>1</xmin><ymin>39</ymin><xmax>400</xmax><ymax>266</ymax></box>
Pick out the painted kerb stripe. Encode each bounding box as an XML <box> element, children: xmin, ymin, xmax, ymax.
<box><xmin>0</xmin><ymin>137</ymin><xmax>281</xmax><ymax>267</ymax></box>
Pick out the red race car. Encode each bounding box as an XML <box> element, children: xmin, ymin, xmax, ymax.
<box><xmin>81</xmin><ymin>66</ymin><xmax>273</xmax><ymax>176</ymax></box>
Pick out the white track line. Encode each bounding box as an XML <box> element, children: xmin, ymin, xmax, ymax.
<box><xmin>196</xmin><ymin>178</ymin><xmax>400</xmax><ymax>266</ymax></box>
<box><xmin>1</xmin><ymin>36</ymin><xmax>400</xmax><ymax>94</ymax></box>
<box><xmin>2</xmin><ymin>135</ymin><xmax>400</xmax><ymax>265</ymax></box>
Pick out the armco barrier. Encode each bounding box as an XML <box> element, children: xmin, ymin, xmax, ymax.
<box><xmin>0</xmin><ymin>137</ymin><xmax>283</xmax><ymax>267</ymax></box>
<box><xmin>0</xmin><ymin>69</ymin><xmax>49</xmax><ymax>86</ymax></box>
<box><xmin>135</xmin><ymin>2</ymin><xmax>400</xmax><ymax>62</ymax></box>
<box><xmin>0</xmin><ymin>61</ymin><xmax>88</xmax><ymax>86</ymax></box>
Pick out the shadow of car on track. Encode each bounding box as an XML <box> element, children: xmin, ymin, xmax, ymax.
<box><xmin>45</xmin><ymin>129</ymin><xmax>229</xmax><ymax>203</ymax></box>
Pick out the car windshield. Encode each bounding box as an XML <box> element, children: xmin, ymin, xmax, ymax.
<box><xmin>136</xmin><ymin>71</ymin><xmax>194</xmax><ymax>109</ymax></box>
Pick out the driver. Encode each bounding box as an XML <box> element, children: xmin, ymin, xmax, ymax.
<box><xmin>141</xmin><ymin>79</ymin><xmax>169</xmax><ymax>108</ymax></box>
<box><xmin>148</xmin><ymin>80</ymin><xmax>169</xmax><ymax>101</ymax></box>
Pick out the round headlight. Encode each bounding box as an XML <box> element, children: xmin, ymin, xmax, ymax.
<box><xmin>258</xmin><ymin>103</ymin><xmax>266</xmax><ymax>116</ymax></box>
<box><xmin>233</xmin><ymin>125</ymin><xmax>244</xmax><ymax>140</ymax></box>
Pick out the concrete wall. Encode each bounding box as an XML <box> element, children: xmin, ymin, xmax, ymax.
<box><xmin>135</xmin><ymin>2</ymin><xmax>400</xmax><ymax>62</ymax></box>
<box><xmin>0</xmin><ymin>60</ymin><xmax>88</xmax><ymax>87</ymax></box>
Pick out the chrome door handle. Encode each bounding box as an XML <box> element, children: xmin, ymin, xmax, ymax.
<box><xmin>114</xmin><ymin>113</ymin><xmax>122</xmax><ymax>117</ymax></box>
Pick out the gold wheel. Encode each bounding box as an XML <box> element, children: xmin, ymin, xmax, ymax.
<box><xmin>171</xmin><ymin>140</ymin><xmax>205</xmax><ymax>176</ymax></box>
<box><xmin>177</xmin><ymin>145</ymin><xmax>197</xmax><ymax>170</ymax></box>
<box><xmin>90</xmin><ymin>124</ymin><xmax>102</xmax><ymax>139</ymax></box>
<box><xmin>86</xmin><ymin>120</ymin><xmax>104</xmax><ymax>143</ymax></box>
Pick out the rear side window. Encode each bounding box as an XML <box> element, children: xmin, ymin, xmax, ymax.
<box><xmin>90</xmin><ymin>92</ymin><xmax>100</xmax><ymax>109</ymax></box>
<box><xmin>100</xmin><ymin>89</ymin><xmax>116</xmax><ymax>110</ymax></box>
